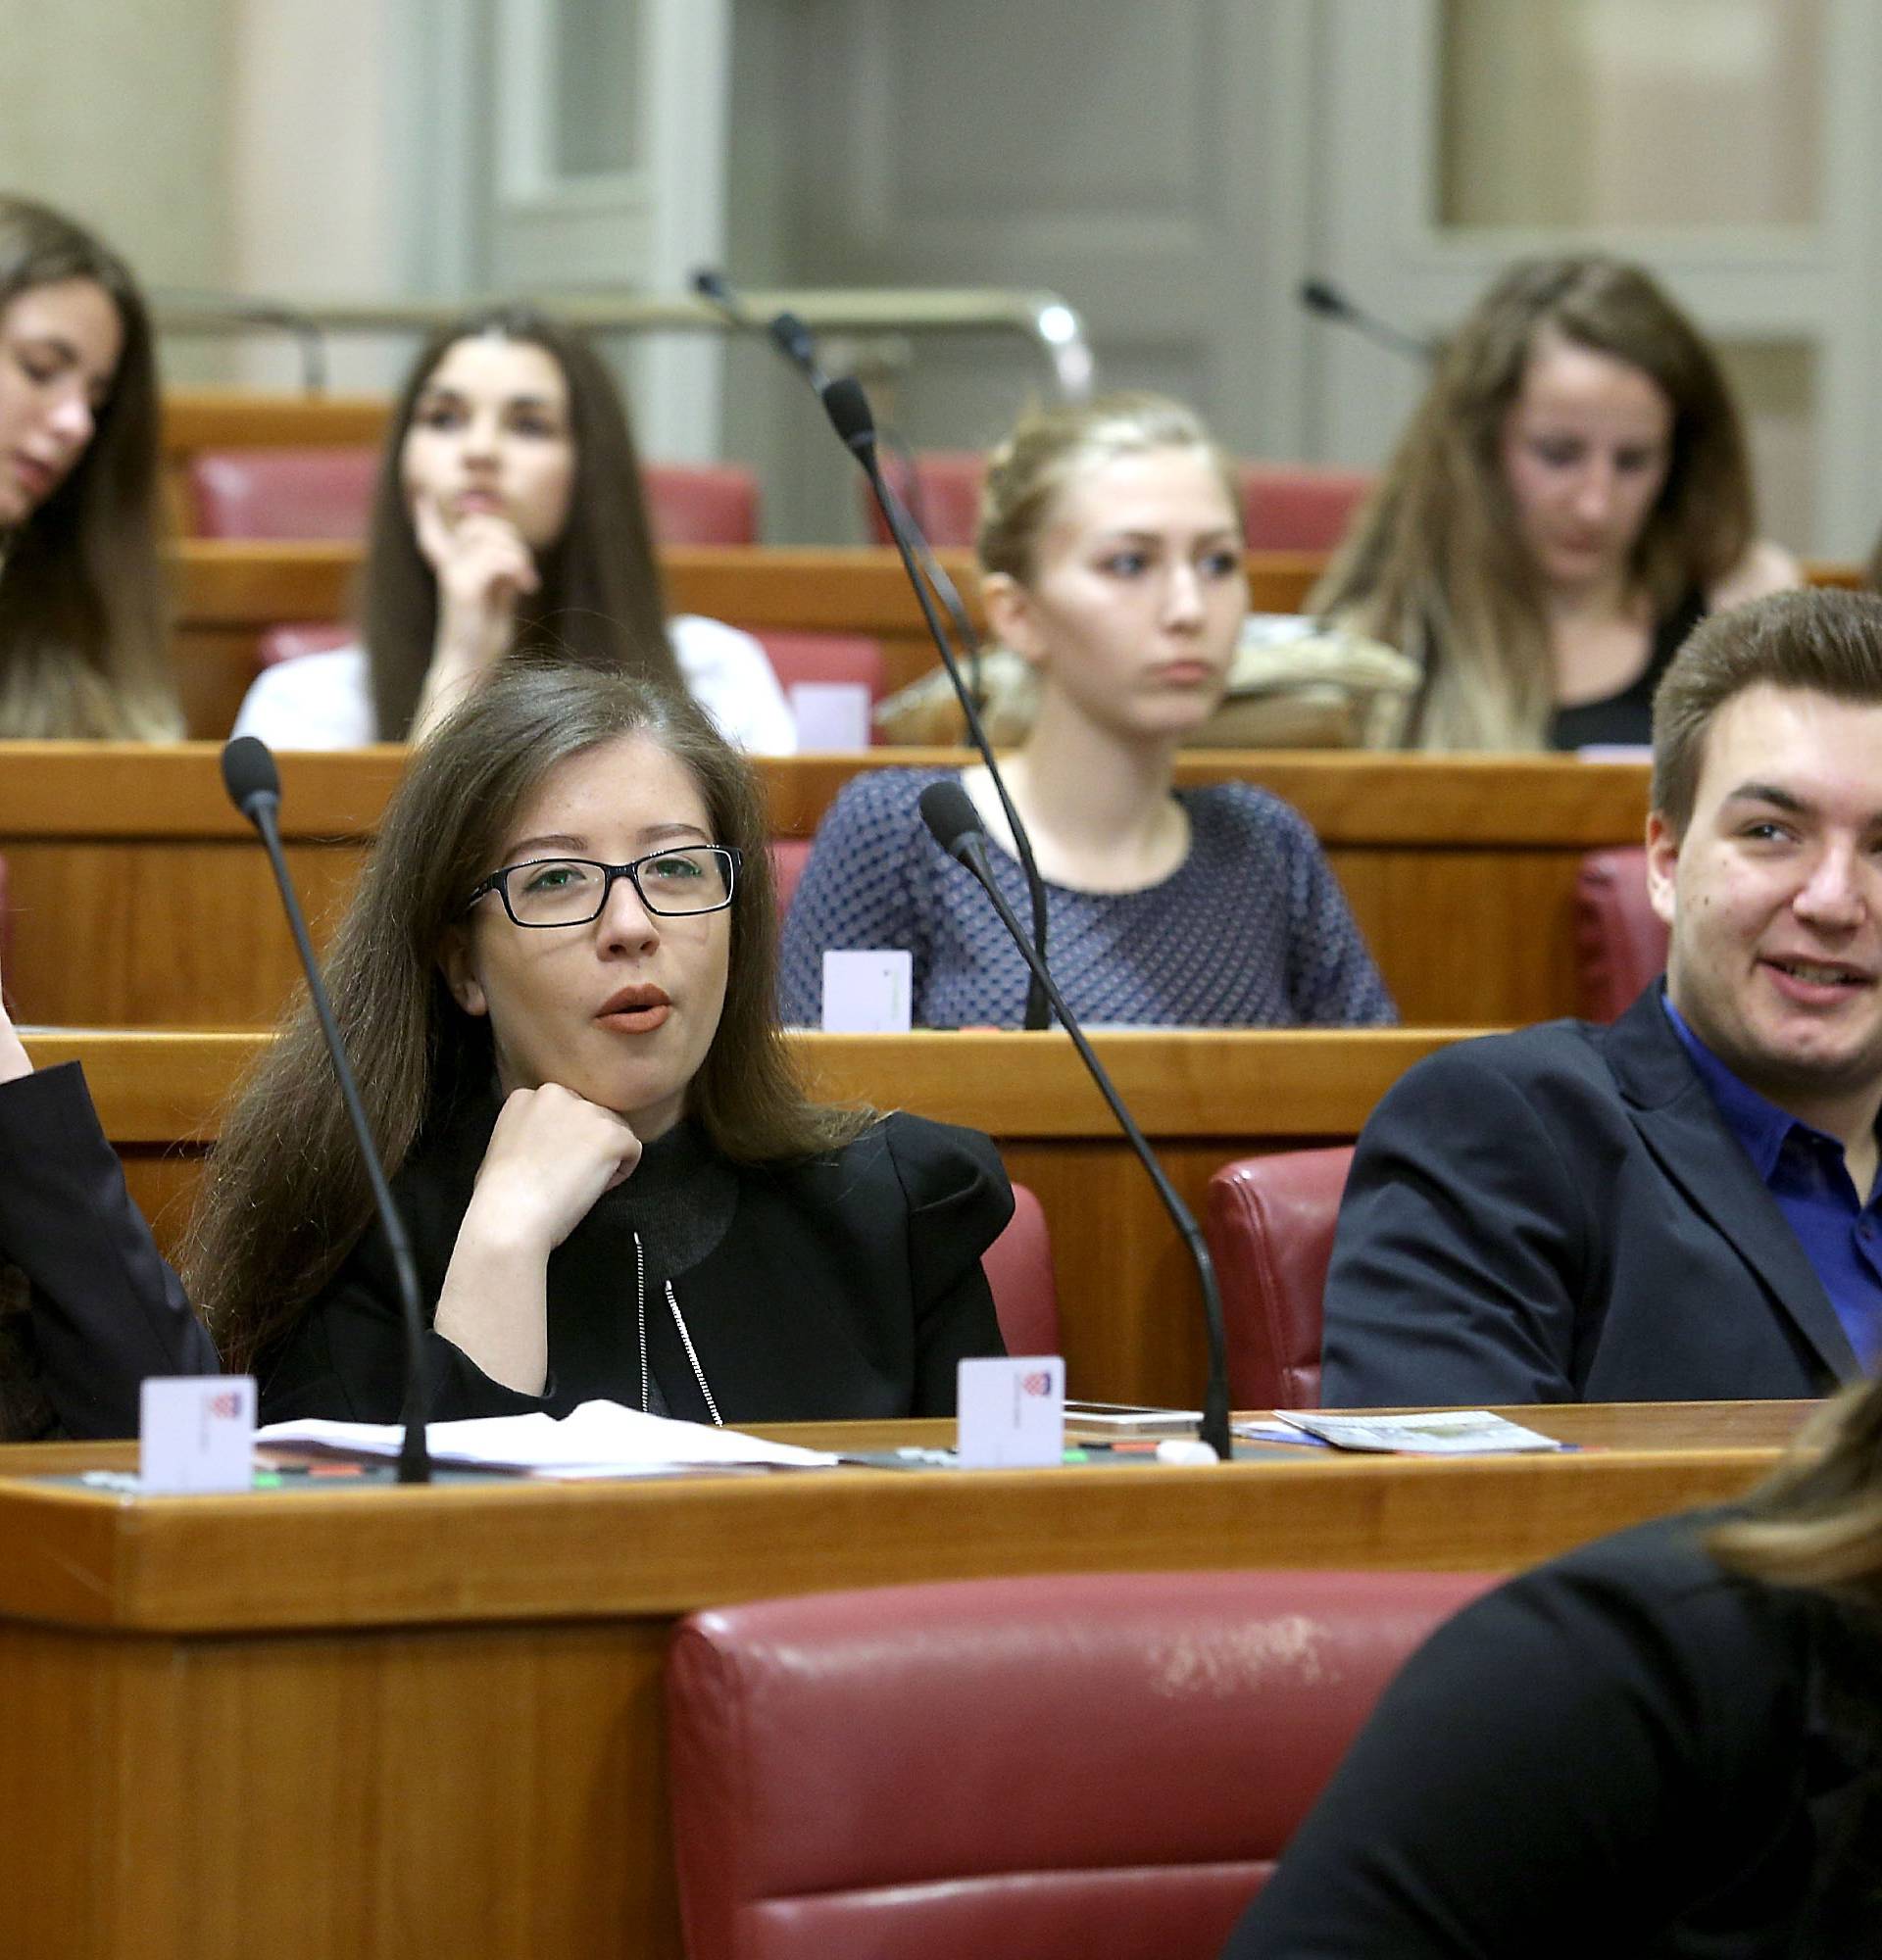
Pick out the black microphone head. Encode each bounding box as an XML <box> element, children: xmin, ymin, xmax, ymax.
<box><xmin>918</xmin><ymin>780</ymin><xmax>985</xmax><ymax>862</ymax></box>
<box><xmin>221</xmin><ymin>734</ymin><xmax>281</xmax><ymax>823</ymax></box>
<box><xmin>820</xmin><ymin>374</ymin><xmax>878</xmax><ymax>461</ymax></box>
<box><xmin>768</xmin><ymin>309</ymin><xmax>816</xmax><ymax>371</ymax></box>
<box><xmin>1299</xmin><ymin>277</ymin><xmax>1346</xmax><ymax>318</ymax></box>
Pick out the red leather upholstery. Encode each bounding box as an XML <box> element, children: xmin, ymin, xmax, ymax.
<box><xmin>768</xmin><ymin>838</ymin><xmax>812</xmax><ymax>917</ymax></box>
<box><xmin>1206</xmin><ymin>1147</ymin><xmax>1354</xmax><ymax>1409</ymax></box>
<box><xmin>1236</xmin><ymin>463</ymin><xmax>1374</xmax><ymax>553</ymax></box>
<box><xmin>863</xmin><ymin>451</ymin><xmax>986</xmax><ymax>547</ymax></box>
<box><xmin>255</xmin><ymin>622</ymin><xmax>354</xmax><ymax>669</ymax></box>
<box><xmin>188</xmin><ymin>450</ymin><xmax>759</xmax><ymax>547</ymax></box>
<box><xmin>643</xmin><ymin>463</ymin><xmax>761</xmax><ymax>546</ymax></box>
<box><xmin>668</xmin><ymin>1566</ymin><xmax>1497</xmax><ymax>1960</ymax></box>
<box><xmin>1575</xmin><ymin>846</ymin><xmax>1667</xmax><ymax>1023</ymax></box>
<box><xmin>751</xmin><ymin>631</ymin><xmax>887</xmax><ymax>706</ymax></box>
<box><xmin>188</xmin><ymin>448</ymin><xmax>379</xmax><ymax>540</ymax></box>
<box><xmin>863</xmin><ymin>452</ymin><xmax>1375</xmax><ymax>556</ymax></box>
<box><xmin>981</xmin><ymin>1181</ymin><xmax>1060</xmax><ymax>1356</ymax></box>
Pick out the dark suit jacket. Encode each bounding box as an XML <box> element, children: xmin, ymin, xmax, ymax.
<box><xmin>1320</xmin><ymin>987</ymin><xmax>1865</xmax><ymax>1406</ymax></box>
<box><xmin>0</xmin><ymin>1062</ymin><xmax>220</xmax><ymax>1437</ymax></box>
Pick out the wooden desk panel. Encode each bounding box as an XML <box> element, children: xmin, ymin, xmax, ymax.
<box><xmin>0</xmin><ymin>1402</ymin><xmax>1808</xmax><ymax>1959</ymax></box>
<box><xmin>169</xmin><ymin>540</ymin><xmax>1329</xmax><ymax>734</ymax></box>
<box><xmin>22</xmin><ymin>1027</ymin><xmax>1464</xmax><ymax>1408</ymax></box>
<box><xmin>0</xmin><ymin>744</ymin><xmax>1650</xmax><ymax>1029</ymax></box>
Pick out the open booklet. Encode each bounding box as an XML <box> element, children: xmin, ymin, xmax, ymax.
<box><xmin>1256</xmin><ymin>1409</ymin><xmax>1568</xmax><ymax>1455</ymax></box>
<box><xmin>258</xmin><ymin>1399</ymin><xmax>840</xmax><ymax>1479</ymax></box>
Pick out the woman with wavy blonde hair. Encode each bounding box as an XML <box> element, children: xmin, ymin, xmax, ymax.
<box><xmin>1315</xmin><ymin>254</ymin><xmax>1798</xmax><ymax>750</ymax></box>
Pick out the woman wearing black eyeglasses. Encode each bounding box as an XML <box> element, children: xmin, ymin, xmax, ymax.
<box><xmin>0</xmin><ymin>661</ymin><xmax>1008</xmax><ymax>1432</ymax></box>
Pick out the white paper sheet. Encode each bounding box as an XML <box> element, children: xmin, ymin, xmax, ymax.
<box><xmin>257</xmin><ymin>1398</ymin><xmax>838</xmax><ymax>1477</ymax></box>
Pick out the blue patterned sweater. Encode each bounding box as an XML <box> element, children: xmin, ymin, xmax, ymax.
<box><xmin>777</xmin><ymin>770</ymin><xmax>1396</xmax><ymax>1029</ymax></box>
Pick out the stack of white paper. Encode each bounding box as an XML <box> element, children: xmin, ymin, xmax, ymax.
<box><xmin>257</xmin><ymin>1398</ymin><xmax>839</xmax><ymax>1479</ymax></box>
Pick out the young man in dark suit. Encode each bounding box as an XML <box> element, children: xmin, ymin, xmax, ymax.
<box><xmin>1322</xmin><ymin>587</ymin><xmax>1882</xmax><ymax>1405</ymax></box>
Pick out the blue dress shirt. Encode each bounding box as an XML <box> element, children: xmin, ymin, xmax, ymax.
<box><xmin>1663</xmin><ymin>996</ymin><xmax>1882</xmax><ymax>1370</ymax></box>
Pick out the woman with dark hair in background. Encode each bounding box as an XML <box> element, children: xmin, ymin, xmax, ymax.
<box><xmin>1316</xmin><ymin>254</ymin><xmax>1799</xmax><ymax>751</ymax></box>
<box><xmin>200</xmin><ymin>660</ymin><xmax>1003</xmax><ymax>1420</ymax></box>
<box><xmin>231</xmin><ymin>306</ymin><xmax>795</xmax><ymax>752</ymax></box>
<box><xmin>0</xmin><ymin>193</ymin><xmax>178</xmax><ymax>738</ymax></box>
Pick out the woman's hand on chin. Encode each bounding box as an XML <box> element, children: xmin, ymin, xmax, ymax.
<box><xmin>467</xmin><ymin>1082</ymin><xmax>644</xmax><ymax>1256</ymax></box>
<box><xmin>433</xmin><ymin>1084</ymin><xmax>642</xmax><ymax>1397</ymax></box>
<box><xmin>409</xmin><ymin>494</ymin><xmax>541</xmax><ymax>741</ymax></box>
<box><xmin>417</xmin><ymin>494</ymin><xmax>538</xmax><ymax>648</ymax></box>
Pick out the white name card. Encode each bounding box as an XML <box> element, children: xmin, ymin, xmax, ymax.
<box><xmin>820</xmin><ymin>949</ymin><xmax>913</xmax><ymax>1032</ymax></box>
<box><xmin>139</xmin><ymin>1376</ymin><xmax>257</xmax><ymax>1494</ymax></box>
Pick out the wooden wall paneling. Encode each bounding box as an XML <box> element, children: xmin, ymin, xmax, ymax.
<box><xmin>0</xmin><ymin>745</ymin><xmax>1652</xmax><ymax>1029</ymax></box>
<box><xmin>0</xmin><ymin>1395</ymin><xmax>1805</xmax><ymax>1960</ymax></box>
<box><xmin>0</xmin><ymin>1616</ymin><xmax>673</xmax><ymax>1960</ymax></box>
<box><xmin>167</xmin><ymin>542</ymin><xmax>1327</xmax><ymax>736</ymax></box>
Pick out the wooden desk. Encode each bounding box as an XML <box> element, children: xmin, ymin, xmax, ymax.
<box><xmin>0</xmin><ymin>1400</ymin><xmax>1808</xmax><ymax>1960</ymax></box>
<box><xmin>0</xmin><ymin>742</ymin><xmax>1650</xmax><ymax>1029</ymax></box>
<box><xmin>170</xmin><ymin>540</ymin><xmax>1328</xmax><ymax>735</ymax></box>
<box><xmin>21</xmin><ymin>1026</ymin><xmax>1465</xmax><ymax>1408</ymax></box>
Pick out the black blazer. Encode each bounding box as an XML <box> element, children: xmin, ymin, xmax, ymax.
<box><xmin>260</xmin><ymin>1105</ymin><xmax>1013</xmax><ymax>1425</ymax></box>
<box><xmin>1320</xmin><ymin>987</ymin><xmax>1864</xmax><ymax>1406</ymax></box>
<box><xmin>0</xmin><ymin>1063</ymin><xmax>220</xmax><ymax>1438</ymax></box>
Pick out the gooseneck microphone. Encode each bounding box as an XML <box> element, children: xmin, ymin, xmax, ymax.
<box><xmin>919</xmin><ymin>781</ymin><xmax>1234</xmax><ymax>1461</ymax></box>
<box><xmin>1299</xmin><ymin>278</ymin><xmax>1438</xmax><ymax>364</ymax></box>
<box><xmin>222</xmin><ymin>737</ymin><xmax>432</xmax><ymax>1483</ymax></box>
<box><xmin>822</xmin><ymin>375</ymin><xmax>1053</xmax><ymax>1029</ymax></box>
<box><xmin>691</xmin><ymin>267</ymin><xmax>1051</xmax><ymax>1026</ymax></box>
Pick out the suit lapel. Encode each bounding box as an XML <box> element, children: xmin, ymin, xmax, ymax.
<box><xmin>1603</xmin><ymin>989</ymin><xmax>1861</xmax><ymax>1382</ymax></box>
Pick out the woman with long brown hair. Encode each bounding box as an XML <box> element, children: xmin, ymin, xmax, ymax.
<box><xmin>1222</xmin><ymin>1388</ymin><xmax>1882</xmax><ymax>1954</ymax></box>
<box><xmin>0</xmin><ymin>195</ymin><xmax>177</xmax><ymax>738</ymax></box>
<box><xmin>1316</xmin><ymin>254</ymin><xmax>1799</xmax><ymax>750</ymax></box>
<box><xmin>231</xmin><ymin>305</ymin><xmax>795</xmax><ymax>753</ymax></box>
<box><xmin>196</xmin><ymin>660</ymin><xmax>1005</xmax><ymax>1420</ymax></box>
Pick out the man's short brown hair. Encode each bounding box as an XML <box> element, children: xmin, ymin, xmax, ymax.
<box><xmin>1652</xmin><ymin>587</ymin><xmax>1882</xmax><ymax>834</ymax></box>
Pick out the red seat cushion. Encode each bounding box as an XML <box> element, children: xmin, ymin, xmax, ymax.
<box><xmin>751</xmin><ymin>631</ymin><xmax>886</xmax><ymax>704</ymax></box>
<box><xmin>668</xmin><ymin>1567</ymin><xmax>1496</xmax><ymax>1960</ymax></box>
<box><xmin>1575</xmin><ymin>847</ymin><xmax>1667</xmax><ymax>1022</ymax></box>
<box><xmin>188</xmin><ymin>448</ymin><xmax>379</xmax><ymax>541</ymax></box>
<box><xmin>980</xmin><ymin>1181</ymin><xmax>1059</xmax><ymax>1356</ymax></box>
<box><xmin>1206</xmin><ymin>1147</ymin><xmax>1354</xmax><ymax>1409</ymax></box>
<box><xmin>642</xmin><ymin>463</ymin><xmax>761</xmax><ymax>545</ymax></box>
<box><xmin>1236</xmin><ymin>463</ymin><xmax>1374</xmax><ymax>552</ymax></box>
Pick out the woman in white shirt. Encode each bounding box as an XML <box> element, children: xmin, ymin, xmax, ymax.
<box><xmin>232</xmin><ymin>305</ymin><xmax>794</xmax><ymax>753</ymax></box>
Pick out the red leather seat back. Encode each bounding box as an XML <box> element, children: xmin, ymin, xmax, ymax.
<box><xmin>860</xmin><ymin>451</ymin><xmax>1374</xmax><ymax>557</ymax></box>
<box><xmin>188</xmin><ymin>448</ymin><xmax>379</xmax><ymax>540</ymax></box>
<box><xmin>1575</xmin><ymin>846</ymin><xmax>1667</xmax><ymax>1022</ymax></box>
<box><xmin>768</xmin><ymin>838</ymin><xmax>812</xmax><ymax>917</ymax></box>
<box><xmin>981</xmin><ymin>1181</ymin><xmax>1059</xmax><ymax>1355</ymax></box>
<box><xmin>1206</xmin><ymin>1147</ymin><xmax>1354</xmax><ymax>1409</ymax></box>
<box><xmin>255</xmin><ymin>622</ymin><xmax>354</xmax><ymax>669</ymax></box>
<box><xmin>668</xmin><ymin>1567</ymin><xmax>1497</xmax><ymax>1960</ymax></box>
<box><xmin>1236</xmin><ymin>463</ymin><xmax>1374</xmax><ymax>553</ymax></box>
<box><xmin>643</xmin><ymin>462</ymin><xmax>760</xmax><ymax>545</ymax></box>
<box><xmin>864</xmin><ymin>451</ymin><xmax>987</xmax><ymax>547</ymax></box>
<box><xmin>751</xmin><ymin>631</ymin><xmax>887</xmax><ymax>705</ymax></box>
